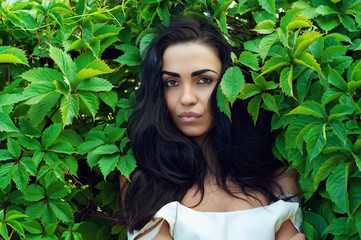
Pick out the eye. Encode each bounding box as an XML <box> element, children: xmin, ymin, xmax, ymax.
<box><xmin>165</xmin><ymin>79</ymin><xmax>178</xmax><ymax>87</ymax></box>
<box><xmin>198</xmin><ymin>77</ymin><xmax>213</xmax><ymax>84</ymax></box>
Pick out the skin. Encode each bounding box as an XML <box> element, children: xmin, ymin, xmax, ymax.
<box><xmin>162</xmin><ymin>42</ymin><xmax>221</xmax><ymax>144</ymax></box>
<box><xmin>138</xmin><ymin>43</ymin><xmax>306</xmax><ymax>240</ymax></box>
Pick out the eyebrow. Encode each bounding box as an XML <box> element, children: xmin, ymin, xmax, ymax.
<box><xmin>161</xmin><ymin>69</ymin><xmax>218</xmax><ymax>78</ymax></box>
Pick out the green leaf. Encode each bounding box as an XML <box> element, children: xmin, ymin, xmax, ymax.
<box><xmin>313</xmin><ymin>154</ymin><xmax>342</xmax><ymax>191</ymax></box>
<box><xmin>0</xmin><ymin>149</ymin><xmax>13</xmax><ymax>161</ymax></box>
<box><xmin>262</xmin><ymin>92</ymin><xmax>279</xmax><ymax>115</ymax></box>
<box><xmin>258</xmin><ymin>32</ymin><xmax>278</xmax><ymax>62</ymax></box>
<box><xmin>75</xmin><ymin>60</ymin><xmax>113</xmax><ymax>84</ymax></box>
<box><xmin>77</xmin><ymin>139</ymin><xmax>105</xmax><ymax>155</ymax></box>
<box><xmin>47</xmin><ymin>182</ymin><xmax>68</xmax><ymax>199</ymax></box>
<box><xmin>321</xmin><ymin>88</ymin><xmax>344</xmax><ymax>106</ymax></box>
<box><xmin>323</xmin><ymin>217</ymin><xmax>348</xmax><ymax>236</ymax></box>
<box><xmin>295</xmin><ymin>52</ymin><xmax>324</xmax><ymax>79</ymax></box>
<box><xmin>28</xmin><ymin>92</ymin><xmax>61</xmax><ymax>127</ymax></box>
<box><xmin>20</xmin><ymin>68</ymin><xmax>64</xmax><ymax>83</ymax></box>
<box><xmin>354</xmin><ymin>153</ymin><xmax>361</xmax><ymax>172</ymax></box>
<box><xmin>253</xmin><ymin>20</ymin><xmax>275</xmax><ymax>34</ymax></box>
<box><xmin>316</xmin><ymin>15</ymin><xmax>340</xmax><ymax>32</ymax></box>
<box><xmin>25</xmin><ymin>201</ymin><xmax>46</xmax><ymax>222</ymax></box>
<box><xmin>326</xmin><ymin>162</ymin><xmax>350</xmax><ymax>213</ymax></box>
<box><xmin>0</xmin><ymin>163</ymin><xmax>14</xmax><ymax>189</ymax></box>
<box><xmin>330</xmin><ymin>120</ymin><xmax>347</xmax><ymax>145</ymax></box>
<box><xmin>260</xmin><ymin>56</ymin><xmax>290</xmax><ymax>76</ymax></box>
<box><xmin>0</xmin><ymin>46</ymin><xmax>28</xmax><ymax>66</ymax></box>
<box><xmin>258</xmin><ymin>0</ymin><xmax>275</xmax><ymax>15</ymax></box>
<box><xmin>49</xmin><ymin>45</ymin><xmax>76</xmax><ymax>85</ymax></box>
<box><xmin>324</xmin><ymin>33</ymin><xmax>352</xmax><ymax>44</ymax></box>
<box><xmin>44</xmin><ymin>222</ymin><xmax>58</xmax><ymax>235</ymax></box>
<box><xmin>76</xmin><ymin>91</ymin><xmax>99</xmax><ymax>119</ymax></box>
<box><xmin>7</xmin><ymin>138</ymin><xmax>21</xmax><ymax>159</ymax></box>
<box><xmin>321</xmin><ymin>46</ymin><xmax>348</xmax><ymax>63</ymax></box>
<box><xmin>22</xmin><ymin>221</ymin><xmax>42</xmax><ymax>234</ymax></box>
<box><xmin>247</xmin><ymin>94</ymin><xmax>262</xmax><ymax>124</ymax></box>
<box><xmin>238</xmin><ymin>84</ymin><xmax>262</xmax><ymax>99</ymax></box>
<box><xmin>349</xmin><ymin>174</ymin><xmax>361</xmax><ymax>213</ymax></box>
<box><xmin>348</xmin><ymin>81</ymin><xmax>361</xmax><ymax>95</ymax></box>
<box><xmin>239</xmin><ymin>52</ymin><xmax>260</xmax><ymax>71</ymax></box>
<box><xmin>0</xmin><ymin>94</ymin><xmax>30</xmax><ymax>106</ymax></box>
<box><xmin>49</xmin><ymin>11</ymin><xmax>63</xmax><ymax>28</ymax></box>
<box><xmin>20</xmin><ymin>157</ymin><xmax>37</xmax><ymax>176</ymax></box>
<box><xmin>107</xmin><ymin>128</ymin><xmax>126</xmax><ymax>143</ymax></box>
<box><xmin>306</xmin><ymin>124</ymin><xmax>326</xmax><ymax>160</ymax></box>
<box><xmin>302</xmin><ymin>221</ymin><xmax>320</xmax><ymax>240</ymax></box>
<box><xmin>327</xmin><ymin>66</ymin><xmax>347</xmax><ymax>92</ymax></box>
<box><xmin>280</xmin><ymin>7</ymin><xmax>304</xmax><ymax>31</ymax></box>
<box><xmin>157</xmin><ymin>4</ymin><xmax>170</xmax><ymax>23</ymax></box>
<box><xmin>99</xmin><ymin>91</ymin><xmax>118</xmax><ymax>112</ymax></box>
<box><xmin>18</xmin><ymin>136</ymin><xmax>42</xmax><ymax>150</ymax></box>
<box><xmin>115</xmin><ymin>49</ymin><xmax>141</xmax><ymax>67</ymax></box>
<box><xmin>60</xmin><ymin>94</ymin><xmax>79</xmax><ymax>126</ymax></box>
<box><xmin>48</xmin><ymin>142</ymin><xmax>75</xmax><ymax>154</ymax></box>
<box><xmin>91</xmin><ymin>144</ymin><xmax>119</xmax><ymax>155</ymax></box>
<box><xmin>303</xmin><ymin>211</ymin><xmax>328</xmax><ymax>237</ymax></box>
<box><xmin>280</xmin><ymin>66</ymin><xmax>293</xmax><ymax>97</ymax></box>
<box><xmin>99</xmin><ymin>155</ymin><xmax>119</xmax><ymax>179</ymax></box>
<box><xmin>12</xmin><ymin>164</ymin><xmax>30</xmax><ymax>192</ymax></box>
<box><xmin>294</xmin><ymin>32</ymin><xmax>323</xmax><ymax>59</ymax></box>
<box><xmin>216</xmin><ymin>86</ymin><xmax>231</xmax><ymax>119</ymax></box>
<box><xmin>42</xmin><ymin>123</ymin><xmax>62</xmax><ymax>149</ymax></box>
<box><xmin>48</xmin><ymin>199</ymin><xmax>73</xmax><ymax>222</ymax></box>
<box><xmin>287</xmin><ymin>16</ymin><xmax>313</xmax><ymax>30</ymax></box>
<box><xmin>54</xmin><ymin>79</ymin><xmax>70</xmax><ymax>96</ymax></box>
<box><xmin>339</xmin><ymin>15</ymin><xmax>356</xmax><ymax>32</ymax></box>
<box><xmin>117</xmin><ymin>153</ymin><xmax>136</xmax><ymax>180</ymax></box>
<box><xmin>220</xmin><ymin>66</ymin><xmax>245</xmax><ymax>104</ymax></box>
<box><xmin>0</xmin><ymin>222</ymin><xmax>9</xmax><ymax>240</ymax></box>
<box><xmin>0</xmin><ymin>112</ymin><xmax>19</xmax><ymax>133</ymax></box>
<box><xmin>329</xmin><ymin>104</ymin><xmax>354</xmax><ymax>121</ymax></box>
<box><xmin>42</xmin><ymin>203</ymin><xmax>58</xmax><ymax>225</ymax></box>
<box><xmin>7</xmin><ymin>220</ymin><xmax>25</xmax><ymax>237</ymax></box>
<box><xmin>76</xmin><ymin>77</ymin><xmax>113</xmax><ymax>92</ymax></box>
<box><xmin>23</xmin><ymin>82</ymin><xmax>56</xmax><ymax>99</ymax></box>
<box><xmin>4</xmin><ymin>210</ymin><xmax>27</xmax><ymax>221</ymax></box>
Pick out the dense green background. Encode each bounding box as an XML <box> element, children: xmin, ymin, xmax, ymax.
<box><xmin>1</xmin><ymin>0</ymin><xmax>361</xmax><ymax>239</ymax></box>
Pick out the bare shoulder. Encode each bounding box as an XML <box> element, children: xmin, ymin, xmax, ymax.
<box><xmin>153</xmin><ymin>221</ymin><xmax>172</xmax><ymax>240</ymax></box>
<box><xmin>134</xmin><ymin>221</ymin><xmax>172</xmax><ymax>240</ymax></box>
<box><xmin>273</xmin><ymin>167</ymin><xmax>299</xmax><ymax>196</ymax></box>
<box><xmin>276</xmin><ymin>220</ymin><xmax>305</xmax><ymax>240</ymax></box>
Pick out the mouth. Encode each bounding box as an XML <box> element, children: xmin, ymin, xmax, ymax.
<box><xmin>178</xmin><ymin>111</ymin><xmax>201</xmax><ymax>122</ymax></box>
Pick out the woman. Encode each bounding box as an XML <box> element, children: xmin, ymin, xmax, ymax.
<box><xmin>120</xmin><ymin>17</ymin><xmax>305</xmax><ymax>240</ymax></box>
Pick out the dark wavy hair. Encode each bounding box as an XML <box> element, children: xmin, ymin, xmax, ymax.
<box><xmin>119</xmin><ymin>17</ymin><xmax>285</xmax><ymax>232</ymax></box>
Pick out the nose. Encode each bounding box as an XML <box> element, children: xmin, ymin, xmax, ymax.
<box><xmin>180</xmin><ymin>83</ymin><xmax>197</xmax><ymax>106</ymax></box>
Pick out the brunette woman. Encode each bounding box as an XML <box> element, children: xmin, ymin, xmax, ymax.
<box><xmin>120</xmin><ymin>17</ymin><xmax>305</xmax><ymax>240</ymax></box>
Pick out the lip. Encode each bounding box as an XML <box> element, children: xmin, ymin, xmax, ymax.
<box><xmin>178</xmin><ymin>111</ymin><xmax>201</xmax><ymax>123</ymax></box>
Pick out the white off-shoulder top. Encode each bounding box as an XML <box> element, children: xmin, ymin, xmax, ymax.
<box><xmin>128</xmin><ymin>199</ymin><xmax>302</xmax><ymax>240</ymax></box>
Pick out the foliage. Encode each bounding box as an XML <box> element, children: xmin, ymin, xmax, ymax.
<box><xmin>0</xmin><ymin>0</ymin><xmax>361</xmax><ymax>239</ymax></box>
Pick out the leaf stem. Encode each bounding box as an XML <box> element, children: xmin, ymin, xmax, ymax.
<box><xmin>9</xmin><ymin>229</ymin><xmax>14</xmax><ymax>240</ymax></box>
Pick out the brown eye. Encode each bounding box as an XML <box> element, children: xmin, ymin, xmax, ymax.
<box><xmin>165</xmin><ymin>80</ymin><xmax>178</xmax><ymax>87</ymax></box>
<box><xmin>198</xmin><ymin>77</ymin><xmax>213</xmax><ymax>84</ymax></box>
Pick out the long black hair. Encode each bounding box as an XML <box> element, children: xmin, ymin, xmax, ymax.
<box><xmin>119</xmin><ymin>17</ymin><xmax>285</xmax><ymax>232</ymax></box>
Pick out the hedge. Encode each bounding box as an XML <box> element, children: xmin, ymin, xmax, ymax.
<box><xmin>0</xmin><ymin>0</ymin><xmax>361</xmax><ymax>239</ymax></box>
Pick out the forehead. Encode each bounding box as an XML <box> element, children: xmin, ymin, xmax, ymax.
<box><xmin>162</xmin><ymin>43</ymin><xmax>221</xmax><ymax>73</ymax></box>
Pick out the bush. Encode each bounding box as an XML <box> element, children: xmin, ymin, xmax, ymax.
<box><xmin>0</xmin><ymin>0</ymin><xmax>361</xmax><ymax>239</ymax></box>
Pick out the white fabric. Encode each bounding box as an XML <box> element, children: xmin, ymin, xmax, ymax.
<box><xmin>128</xmin><ymin>199</ymin><xmax>302</xmax><ymax>240</ymax></box>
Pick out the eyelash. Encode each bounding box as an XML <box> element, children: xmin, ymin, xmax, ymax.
<box><xmin>198</xmin><ymin>77</ymin><xmax>213</xmax><ymax>84</ymax></box>
<box><xmin>164</xmin><ymin>77</ymin><xmax>213</xmax><ymax>87</ymax></box>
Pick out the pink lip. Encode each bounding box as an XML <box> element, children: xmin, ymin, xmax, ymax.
<box><xmin>179</xmin><ymin>111</ymin><xmax>201</xmax><ymax>122</ymax></box>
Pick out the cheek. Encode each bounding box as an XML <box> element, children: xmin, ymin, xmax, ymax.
<box><xmin>164</xmin><ymin>91</ymin><xmax>175</xmax><ymax>113</ymax></box>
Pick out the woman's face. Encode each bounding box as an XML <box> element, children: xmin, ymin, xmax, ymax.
<box><xmin>161</xmin><ymin>42</ymin><xmax>222</xmax><ymax>143</ymax></box>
